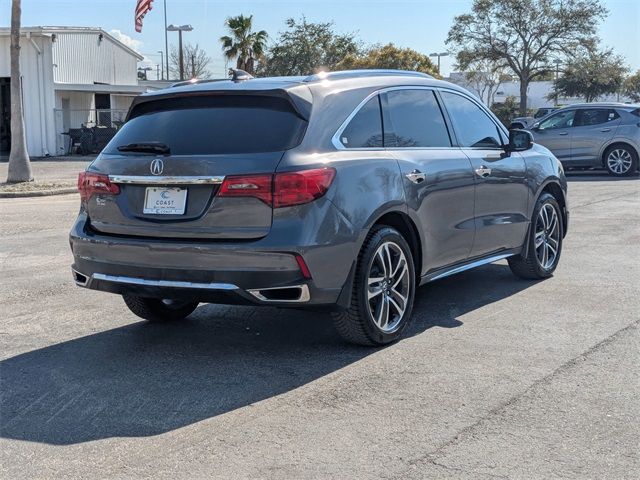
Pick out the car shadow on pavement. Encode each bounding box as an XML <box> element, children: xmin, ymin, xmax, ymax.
<box><xmin>565</xmin><ymin>170</ymin><xmax>639</xmax><ymax>182</ymax></box>
<box><xmin>0</xmin><ymin>263</ymin><xmax>537</xmax><ymax>445</ymax></box>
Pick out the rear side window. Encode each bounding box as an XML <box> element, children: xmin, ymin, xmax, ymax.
<box><xmin>575</xmin><ymin>108</ymin><xmax>619</xmax><ymax>126</ymax></box>
<box><xmin>440</xmin><ymin>91</ymin><xmax>502</xmax><ymax>148</ymax></box>
<box><xmin>385</xmin><ymin>90</ymin><xmax>451</xmax><ymax>147</ymax></box>
<box><xmin>103</xmin><ymin>95</ymin><xmax>307</xmax><ymax>155</ymax></box>
<box><xmin>340</xmin><ymin>96</ymin><xmax>383</xmax><ymax>148</ymax></box>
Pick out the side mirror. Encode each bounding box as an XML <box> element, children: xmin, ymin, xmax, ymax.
<box><xmin>531</xmin><ymin>122</ymin><xmax>540</xmax><ymax>131</ymax></box>
<box><xmin>505</xmin><ymin>129</ymin><xmax>534</xmax><ymax>153</ymax></box>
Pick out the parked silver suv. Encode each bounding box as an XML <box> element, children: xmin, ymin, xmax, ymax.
<box><xmin>70</xmin><ymin>70</ymin><xmax>569</xmax><ymax>345</ymax></box>
<box><xmin>527</xmin><ymin>103</ymin><xmax>640</xmax><ymax>176</ymax></box>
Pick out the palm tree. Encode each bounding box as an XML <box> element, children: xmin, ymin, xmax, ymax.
<box><xmin>6</xmin><ymin>0</ymin><xmax>32</xmax><ymax>183</ymax></box>
<box><xmin>220</xmin><ymin>14</ymin><xmax>268</xmax><ymax>75</ymax></box>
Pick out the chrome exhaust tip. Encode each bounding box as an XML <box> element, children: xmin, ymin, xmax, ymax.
<box><xmin>72</xmin><ymin>269</ymin><xmax>89</xmax><ymax>287</ymax></box>
<box><xmin>247</xmin><ymin>284</ymin><xmax>310</xmax><ymax>303</ymax></box>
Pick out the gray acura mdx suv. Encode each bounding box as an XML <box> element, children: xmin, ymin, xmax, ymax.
<box><xmin>70</xmin><ymin>70</ymin><xmax>568</xmax><ymax>345</ymax></box>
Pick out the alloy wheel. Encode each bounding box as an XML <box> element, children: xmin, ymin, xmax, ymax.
<box><xmin>607</xmin><ymin>148</ymin><xmax>633</xmax><ymax>175</ymax></box>
<box><xmin>367</xmin><ymin>241</ymin><xmax>411</xmax><ymax>333</ymax></box>
<box><xmin>535</xmin><ymin>203</ymin><xmax>560</xmax><ymax>270</ymax></box>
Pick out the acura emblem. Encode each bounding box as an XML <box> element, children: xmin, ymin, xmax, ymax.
<box><xmin>150</xmin><ymin>158</ymin><xmax>164</xmax><ymax>175</ymax></box>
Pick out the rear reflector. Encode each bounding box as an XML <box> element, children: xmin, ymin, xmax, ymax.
<box><xmin>295</xmin><ymin>254</ymin><xmax>312</xmax><ymax>279</ymax></box>
<box><xmin>218</xmin><ymin>168</ymin><xmax>335</xmax><ymax>208</ymax></box>
<box><xmin>78</xmin><ymin>172</ymin><xmax>120</xmax><ymax>202</ymax></box>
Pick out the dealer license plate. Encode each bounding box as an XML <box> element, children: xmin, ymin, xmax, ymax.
<box><xmin>143</xmin><ymin>187</ymin><xmax>187</xmax><ymax>215</ymax></box>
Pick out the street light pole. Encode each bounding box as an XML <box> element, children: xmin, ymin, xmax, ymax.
<box><xmin>163</xmin><ymin>0</ymin><xmax>169</xmax><ymax>80</ymax></box>
<box><xmin>178</xmin><ymin>29</ymin><xmax>184</xmax><ymax>80</ymax></box>
<box><xmin>167</xmin><ymin>24</ymin><xmax>193</xmax><ymax>81</ymax></box>
<box><xmin>429</xmin><ymin>51</ymin><xmax>449</xmax><ymax>75</ymax></box>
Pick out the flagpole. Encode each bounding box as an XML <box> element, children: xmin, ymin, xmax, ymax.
<box><xmin>164</xmin><ymin>0</ymin><xmax>169</xmax><ymax>80</ymax></box>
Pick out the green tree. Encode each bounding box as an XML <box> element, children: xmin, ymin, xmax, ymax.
<box><xmin>447</xmin><ymin>0</ymin><xmax>607</xmax><ymax>115</ymax></box>
<box><xmin>491</xmin><ymin>95</ymin><xmax>519</xmax><ymax>127</ymax></box>
<box><xmin>259</xmin><ymin>17</ymin><xmax>361</xmax><ymax>76</ymax></box>
<box><xmin>624</xmin><ymin>70</ymin><xmax>640</xmax><ymax>102</ymax></box>
<box><xmin>337</xmin><ymin>43</ymin><xmax>439</xmax><ymax>77</ymax></box>
<box><xmin>7</xmin><ymin>0</ymin><xmax>32</xmax><ymax>183</ymax></box>
<box><xmin>550</xmin><ymin>48</ymin><xmax>627</xmax><ymax>102</ymax></box>
<box><xmin>220</xmin><ymin>14</ymin><xmax>268</xmax><ymax>75</ymax></box>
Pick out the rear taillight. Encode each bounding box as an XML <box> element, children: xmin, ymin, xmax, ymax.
<box><xmin>218</xmin><ymin>168</ymin><xmax>335</xmax><ymax>208</ymax></box>
<box><xmin>273</xmin><ymin>168</ymin><xmax>335</xmax><ymax>208</ymax></box>
<box><xmin>77</xmin><ymin>172</ymin><xmax>120</xmax><ymax>202</ymax></box>
<box><xmin>218</xmin><ymin>174</ymin><xmax>273</xmax><ymax>205</ymax></box>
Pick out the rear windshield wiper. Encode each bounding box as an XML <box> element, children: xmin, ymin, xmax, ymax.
<box><xmin>117</xmin><ymin>142</ymin><xmax>171</xmax><ymax>154</ymax></box>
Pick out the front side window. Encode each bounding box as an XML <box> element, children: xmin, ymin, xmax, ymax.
<box><xmin>385</xmin><ymin>89</ymin><xmax>451</xmax><ymax>148</ymax></box>
<box><xmin>340</xmin><ymin>96</ymin><xmax>383</xmax><ymax>148</ymax></box>
<box><xmin>575</xmin><ymin>109</ymin><xmax>619</xmax><ymax>127</ymax></box>
<box><xmin>538</xmin><ymin>110</ymin><xmax>576</xmax><ymax>130</ymax></box>
<box><xmin>440</xmin><ymin>91</ymin><xmax>502</xmax><ymax>148</ymax></box>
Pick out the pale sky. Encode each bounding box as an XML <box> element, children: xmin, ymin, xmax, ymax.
<box><xmin>1</xmin><ymin>0</ymin><xmax>638</xmax><ymax>79</ymax></box>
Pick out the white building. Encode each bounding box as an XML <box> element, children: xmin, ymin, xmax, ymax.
<box><xmin>448</xmin><ymin>73</ymin><xmax>630</xmax><ymax>109</ymax></box>
<box><xmin>0</xmin><ymin>26</ymin><xmax>145</xmax><ymax>156</ymax></box>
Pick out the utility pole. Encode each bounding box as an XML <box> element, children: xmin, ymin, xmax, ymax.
<box><xmin>158</xmin><ymin>50</ymin><xmax>164</xmax><ymax>80</ymax></box>
<box><xmin>191</xmin><ymin>53</ymin><xmax>196</xmax><ymax>79</ymax></box>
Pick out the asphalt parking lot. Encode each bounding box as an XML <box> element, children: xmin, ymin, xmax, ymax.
<box><xmin>1</xmin><ymin>172</ymin><xmax>638</xmax><ymax>479</ymax></box>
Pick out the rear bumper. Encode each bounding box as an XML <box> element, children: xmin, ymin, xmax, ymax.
<box><xmin>69</xmin><ymin>211</ymin><xmax>355</xmax><ymax>308</ymax></box>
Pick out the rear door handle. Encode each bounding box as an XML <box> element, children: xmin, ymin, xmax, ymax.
<box><xmin>600</xmin><ymin>128</ymin><xmax>611</xmax><ymax>132</ymax></box>
<box><xmin>475</xmin><ymin>166</ymin><xmax>492</xmax><ymax>178</ymax></box>
<box><xmin>405</xmin><ymin>169</ymin><xmax>426</xmax><ymax>184</ymax></box>
<box><xmin>558</xmin><ymin>132</ymin><xmax>568</xmax><ymax>136</ymax></box>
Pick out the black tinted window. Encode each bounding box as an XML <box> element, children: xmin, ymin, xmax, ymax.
<box><xmin>340</xmin><ymin>96</ymin><xmax>383</xmax><ymax>148</ymax></box>
<box><xmin>575</xmin><ymin>109</ymin><xmax>619</xmax><ymax>126</ymax></box>
<box><xmin>104</xmin><ymin>95</ymin><xmax>307</xmax><ymax>155</ymax></box>
<box><xmin>386</xmin><ymin>90</ymin><xmax>451</xmax><ymax>147</ymax></box>
<box><xmin>441</xmin><ymin>91</ymin><xmax>502</xmax><ymax>148</ymax></box>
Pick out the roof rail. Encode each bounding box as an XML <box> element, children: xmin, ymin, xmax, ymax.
<box><xmin>303</xmin><ymin>69</ymin><xmax>433</xmax><ymax>82</ymax></box>
<box><xmin>169</xmin><ymin>78</ymin><xmax>226</xmax><ymax>88</ymax></box>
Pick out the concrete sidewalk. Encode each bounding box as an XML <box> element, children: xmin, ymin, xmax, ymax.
<box><xmin>0</xmin><ymin>158</ymin><xmax>93</xmax><ymax>184</ymax></box>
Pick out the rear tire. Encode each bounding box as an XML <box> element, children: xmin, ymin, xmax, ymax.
<box><xmin>122</xmin><ymin>295</ymin><xmax>198</xmax><ymax>322</ymax></box>
<box><xmin>604</xmin><ymin>144</ymin><xmax>638</xmax><ymax>176</ymax></box>
<box><xmin>331</xmin><ymin>226</ymin><xmax>416</xmax><ymax>346</ymax></box>
<box><xmin>508</xmin><ymin>193</ymin><xmax>563</xmax><ymax>280</ymax></box>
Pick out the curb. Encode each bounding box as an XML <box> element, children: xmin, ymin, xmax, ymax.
<box><xmin>0</xmin><ymin>188</ymin><xmax>77</xmax><ymax>199</ymax></box>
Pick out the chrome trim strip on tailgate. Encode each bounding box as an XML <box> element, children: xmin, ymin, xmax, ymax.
<box><xmin>91</xmin><ymin>273</ymin><xmax>238</xmax><ymax>290</ymax></box>
<box><xmin>109</xmin><ymin>175</ymin><xmax>225</xmax><ymax>185</ymax></box>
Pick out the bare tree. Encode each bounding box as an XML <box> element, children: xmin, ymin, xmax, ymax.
<box><xmin>6</xmin><ymin>0</ymin><xmax>32</xmax><ymax>183</ymax></box>
<box><xmin>463</xmin><ymin>59</ymin><xmax>509</xmax><ymax>106</ymax></box>
<box><xmin>169</xmin><ymin>44</ymin><xmax>212</xmax><ymax>79</ymax></box>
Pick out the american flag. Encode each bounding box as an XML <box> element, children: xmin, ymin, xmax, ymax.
<box><xmin>135</xmin><ymin>0</ymin><xmax>154</xmax><ymax>33</ymax></box>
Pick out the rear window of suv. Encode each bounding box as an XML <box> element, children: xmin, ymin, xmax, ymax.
<box><xmin>103</xmin><ymin>95</ymin><xmax>308</xmax><ymax>155</ymax></box>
